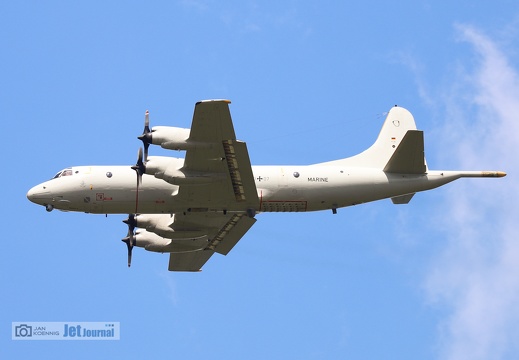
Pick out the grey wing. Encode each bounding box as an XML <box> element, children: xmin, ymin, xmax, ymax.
<box><xmin>166</xmin><ymin>212</ymin><xmax>257</xmax><ymax>271</ymax></box>
<box><xmin>174</xmin><ymin>100</ymin><xmax>259</xmax><ymax>212</ymax></box>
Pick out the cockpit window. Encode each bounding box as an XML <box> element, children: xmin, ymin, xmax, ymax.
<box><xmin>52</xmin><ymin>168</ymin><xmax>73</xmax><ymax>179</ymax></box>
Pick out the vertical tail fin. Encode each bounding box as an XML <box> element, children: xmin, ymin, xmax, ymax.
<box><xmin>318</xmin><ymin>106</ymin><xmax>425</xmax><ymax>170</ymax></box>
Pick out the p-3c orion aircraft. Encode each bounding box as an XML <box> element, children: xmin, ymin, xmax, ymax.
<box><xmin>27</xmin><ymin>100</ymin><xmax>506</xmax><ymax>271</ymax></box>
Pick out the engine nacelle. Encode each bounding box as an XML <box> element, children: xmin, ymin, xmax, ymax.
<box><xmin>135</xmin><ymin>214</ymin><xmax>174</xmax><ymax>237</ymax></box>
<box><xmin>135</xmin><ymin>228</ymin><xmax>209</xmax><ymax>253</ymax></box>
<box><xmin>134</xmin><ymin>229</ymin><xmax>171</xmax><ymax>252</ymax></box>
<box><xmin>145</xmin><ymin>156</ymin><xmax>183</xmax><ymax>178</ymax></box>
<box><xmin>135</xmin><ymin>214</ymin><xmax>208</xmax><ymax>240</ymax></box>
<box><xmin>145</xmin><ymin>156</ymin><xmax>223</xmax><ymax>186</ymax></box>
<box><xmin>151</xmin><ymin>126</ymin><xmax>191</xmax><ymax>151</ymax></box>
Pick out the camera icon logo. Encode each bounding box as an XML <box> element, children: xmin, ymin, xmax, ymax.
<box><xmin>15</xmin><ymin>324</ymin><xmax>32</xmax><ymax>337</ymax></box>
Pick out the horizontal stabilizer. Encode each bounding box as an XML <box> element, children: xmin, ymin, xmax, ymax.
<box><xmin>391</xmin><ymin>193</ymin><xmax>415</xmax><ymax>204</ymax></box>
<box><xmin>383</xmin><ymin>130</ymin><xmax>426</xmax><ymax>174</ymax></box>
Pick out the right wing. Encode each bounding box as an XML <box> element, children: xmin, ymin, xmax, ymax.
<box><xmin>174</xmin><ymin>100</ymin><xmax>259</xmax><ymax>212</ymax></box>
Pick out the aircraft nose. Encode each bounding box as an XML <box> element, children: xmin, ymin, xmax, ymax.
<box><xmin>27</xmin><ymin>184</ymin><xmax>52</xmax><ymax>205</ymax></box>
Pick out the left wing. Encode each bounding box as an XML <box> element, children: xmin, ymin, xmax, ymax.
<box><xmin>134</xmin><ymin>211</ymin><xmax>257</xmax><ymax>271</ymax></box>
<box><xmin>167</xmin><ymin>212</ymin><xmax>256</xmax><ymax>271</ymax></box>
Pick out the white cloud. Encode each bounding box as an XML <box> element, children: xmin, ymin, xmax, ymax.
<box><xmin>425</xmin><ymin>25</ymin><xmax>519</xmax><ymax>360</ymax></box>
<box><xmin>159</xmin><ymin>271</ymin><xmax>179</xmax><ymax>305</ymax></box>
<box><xmin>179</xmin><ymin>0</ymin><xmax>210</xmax><ymax>12</ymax></box>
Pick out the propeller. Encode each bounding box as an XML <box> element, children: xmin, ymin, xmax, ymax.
<box><xmin>131</xmin><ymin>147</ymin><xmax>146</xmax><ymax>186</ymax></box>
<box><xmin>138</xmin><ymin>110</ymin><xmax>152</xmax><ymax>163</ymax></box>
<box><xmin>122</xmin><ymin>214</ymin><xmax>137</xmax><ymax>267</ymax></box>
<box><xmin>123</xmin><ymin>110</ymin><xmax>151</xmax><ymax>268</ymax></box>
<box><xmin>124</xmin><ymin>149</ymin><xmax>144</xmax><ymax>268</ymax></box>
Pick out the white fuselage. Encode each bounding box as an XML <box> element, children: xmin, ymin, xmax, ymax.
<box><xmin>25</xmin><ymin>103</ymin><xmax>507</xmax><ymax>272</ymax></box>
<box><xmin>26</xmin><ymin>164</ymin><xmax>467</xmax><ymax>214</ymax></box>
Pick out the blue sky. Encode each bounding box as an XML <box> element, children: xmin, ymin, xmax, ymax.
<box><xmin>2</xmin><ymin>1</ymin><xmax>518</xmax><ymax>359</ymax></box>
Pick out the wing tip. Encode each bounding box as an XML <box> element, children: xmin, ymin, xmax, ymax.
<box><xmin>196</xmin><ymin>99</ymin><xmax>231</xmax><ymax>105</ymax></box>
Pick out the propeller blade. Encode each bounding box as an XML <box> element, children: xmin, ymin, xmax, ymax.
<box><xmin>122</xmin><ymin>215</ymin><xmax>137</xmax><ymax>268</ymax></box>
<box><xmin>131</xmin><ymin>148</ymin><xmax>146</xmax><ymax>185</ymax></box>
<box><xmin>121</xmin><ymin>235</ymin><xmax>133</xmax><ymax>267</ymax></box>
<box><xmin>127</xmin><ymin>246</ymin><xmax>132</xmax><ymax>268</ymax></box>
<box><xmin>138</xmin><ymin>110</ymin><xmax>152</xmax><ymax>163</ymax></box>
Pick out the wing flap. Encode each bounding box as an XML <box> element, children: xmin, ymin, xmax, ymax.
<box><xmin>222</xmin><ymin>140</ymin><xmax>259</xmax><ymax>205</ymax></box>
<box><xmin>209</xmin><ymin>214</ymin><xmax>256</xmax><ymax>255</ymax></box>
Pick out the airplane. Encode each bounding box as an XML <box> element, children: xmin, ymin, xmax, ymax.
<box><xmin>26</xmin><ymin>100</ymin><xmax>506</xmax><ymax>271</ymax></box>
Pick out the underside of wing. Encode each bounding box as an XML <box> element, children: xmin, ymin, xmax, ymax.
<box><xmin>135</xmin><ymin>100</ymin><xmax>260</xmax><ymax>271</ymax></box>
<box><xmin>175</xmin><ymin>100</ymin><xmax>259</xmax><ymax>211</ymax></box>
<box><xmin>168</xmin><ymin>250</ymin><xmax>215</xmax><ymax>272</ymax></box>
<box><xmin>169</xmin><ymin>212</ymin><xmax>256</xmax><ymax>255</ymax></box>
<box><xmin>167</xmin><ymin>212</ymin><xmax>257</xmax><ymax>271</ymax></box>
<box><xmin>134</xmin><ymin>211</ymin><xmax>256</xmax><ymax>271</ymax></box>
